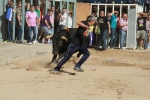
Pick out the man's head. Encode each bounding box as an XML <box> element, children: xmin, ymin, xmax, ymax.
<box><xmin>8</xmin><ymin>0</ymin><xmax>11</xmax><ymax>3</ymax></box>
<box><xmin>86</xmin><ymin>15</ymin><xmax>96</xmax><ymax>26</ymax></box>
<box><xmin>30</xmin><ymin>5</ymin><xmax>35</xmax><ymax>12</ymax></box>
<box><xmin>107</xmin><ymin>12</ymin><xmax>111</xmax><ymax>18</ymax></box>
<box><xmin>48</xmin><ymin>10</ymin><xmax>53</xmax><ymax>16</ymax></box>
<box><xmin>9</xmin><ymin>2</ymin><xmax>13</xmax><ymax>7</ymax></box>
<box><xmin>35</xmin><ymin>4</ymin><xmax>39</xmax><ymax>10</ymax></box>
<box><xmin>123</xmin><ymin>14</ymin><xmax>127</xmax><ymax>20</ymax></box>
<box><xmin>62</xmin><ymin>8</ymin><xmax>66</xmax><ymax>14</ymax></box>
<box><xmin>68</xmin><ymin>12</ymin><xmax>72</xmax><ymax>17</ymax></box>
<box><xmin>100</xmin><ymin>11</ymin><xmax>105</xmax><ymax>17</ymax></box>
<box><xmin>52</xmin><ymin>6</ymin><xmax>55</xmax><ymax>12</ymax></box>
<box><xmin>17</xmin><ymin>2</ymin><xmax>21</xmax><ymax>7</ymax></box>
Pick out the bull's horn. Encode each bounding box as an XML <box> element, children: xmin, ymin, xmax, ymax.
<box><xmin>61</xmin><ymin>36</ymin><xmax>68</xmax><ymax>41</ymax></box>
<box><xmin>46</xmin><ymin>35</ymin><xmax>53</xmax><ymax>39</ymax></box>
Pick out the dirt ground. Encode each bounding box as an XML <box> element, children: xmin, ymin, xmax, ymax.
<box><xmin>0</xmin><ymin>48</ymin><xmax>150</xmax><ymax>100</ymax></box>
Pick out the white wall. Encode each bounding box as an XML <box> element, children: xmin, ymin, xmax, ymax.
<box><xmin>137</xmin><ymin>5</ymin><xmax>143</xmax><ymax>12</ymax></box>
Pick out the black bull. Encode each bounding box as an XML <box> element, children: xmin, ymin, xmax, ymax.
<box><xmin>50</xmin><ymin>28</ymin><xmax>89</xmax><ymax>64</ymax></box>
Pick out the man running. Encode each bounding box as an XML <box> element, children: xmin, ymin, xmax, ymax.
<box><xmin>53</xmin><ymin>15</ymin><xmax>96</xmax><ymax>73</ymax></box>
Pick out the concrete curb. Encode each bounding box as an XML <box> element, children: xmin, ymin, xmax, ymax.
<box><xmin>0</xmin><ymin>51</ymin><xmax>50</xmax><ymax>67</ymax></box>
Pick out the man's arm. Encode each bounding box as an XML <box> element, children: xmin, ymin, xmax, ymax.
<box><xmin>107</xmin><ymin>22</ymin><xmax>111</xmax><ymax>34</ymax></box>
<box><xmin>60</xmin><ymin>14</ymin><xmax>66</xmax><ymax>21</ymax></box>
<box><xmin>49</xmin><ymin>17</ymin><xmax>53</xmax><ymax>28</ymax></box>
<box><xmin>16</xmin><ymin>10</ymin><xmax>21</xmax><ymax>26</ymax></box>
<box><xmin>120</xmin><ymin>19</ymin><xmax>127</xmax><ymax>28</ymax></box>
<box><xmin>26</xmin><ymin>17</ymin><xmax>30</xmax><ymax>27</ymax></box>
<box><xmin>139</xmin><ymin>12</ymin><xmax>148</xmax><ymax>17</ymax></box>
<box><xmin>110</xmin><ymin>11</ymin><xmax>118</xmax><ymax>16</ymax></box>
<box><xmin>77</xmin><ymin>21</ymin><xmax>89</xmax><ymax>29</ymax></box>
<box><xmin>44</xmin><ymin>20</ymin><xmax>50</xmax><ymax>29</ymax></box>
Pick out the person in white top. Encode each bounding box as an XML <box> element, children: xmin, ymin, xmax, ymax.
<box><xmin>67</xmin><ymin>12</ymin><xmax>72</xmax><ymax>28</ymax></box>
<box><xmin>57</xmin><ymin>8</ymin><xmax>67</xmax><ymax>32</ymax></box>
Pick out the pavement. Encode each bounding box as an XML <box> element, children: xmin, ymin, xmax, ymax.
<box><xmin>0</xmin><ymin>42</ymin><xmax>52</xmax><ymax>67</ymax></box>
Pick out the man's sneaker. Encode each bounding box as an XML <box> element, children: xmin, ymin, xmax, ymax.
<box><xmin>139</xmin><ymin>47</ymin><xmax>144</xmax><ymax>50</ymax></box>
<box><xmin>74</xmin><ymin>67</ymin><xmax>84</xmax><ymax>72</ymax></box>
<box><xmin>51</xmin><ymin>69</ymin><xmax>61</xmax><ymax>75</ymax></box>
<box><xmin>48</xmin><ymin>41</ymin><xmax>52</xmax><ymax>45</ymax></box>
<box><xmin>41</xmin><ymin>42</ymin><xmax>45</xmax><ymax>44</ymax></box>
<box><xmin>26</xmin><ymin>42</ymin><xmax>32</xmax><ymax>45</ymax></box>
<box><xmin>147</xmin><ymin>44</ymin><xmax>150</xmax><ymax>49</ymax></box>
<box><xmin>32</xmin><ymin>41</ymin><xmax>36</xmax><ymax>45</ymax></box>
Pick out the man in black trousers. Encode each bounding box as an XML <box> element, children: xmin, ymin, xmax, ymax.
<box><xmin>53</xmin><ymin>15</ymin><xmax>96</xmax><ymax>73</ymax></box>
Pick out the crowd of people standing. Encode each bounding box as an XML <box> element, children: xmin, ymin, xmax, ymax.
<box><xmin>4</xmin><ymin>0</ymin><xmax>150</xmax><ymax>50</ymax></box>
<box><xmin>91</xmin><ymin>10</ymin><xmax>150</xmax><ymax>50</ymax></box>
<box><xmin>4</xmin><ymin>0</ymin><xmax>73</xmax><ymax>45</ymax></box>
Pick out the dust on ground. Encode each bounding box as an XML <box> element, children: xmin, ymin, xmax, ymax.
<box><xmin>0</xmin><ymin>49</ymin><xmax>150</xmax><ymax>100</ymax></box>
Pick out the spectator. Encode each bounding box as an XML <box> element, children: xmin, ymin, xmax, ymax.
<box><xmin>144</xmin><ymin>0</ymin><xmax>150</xmax><ymax>13</ymax></box>
<box><xmin>40</xmin><ymin>10</ymin><xmax>53</xmax><ymax>44</ymax></box>
<box><xmin>57</xmin><ymin>8</ymin><xmax>67</xmax><ymax>32</ymax></box>
<box><xmin>49</xmin><ymin>9</ymin><xmax>54</xmax><ymax>40</ymax></box>
<box><xmin>136</xmin><ymin>13</ymin><xmax>147</xmax><ymax>50</ymax></box>
<box><xmin>133</xmin><ymin>0</ymin><xmax>137</xmax><ymax>4</ymax></box>
<box><xmin>34</xmin><ymin>4</ymin><xmax>40</xmax><ymax>42</ymax></box>
<box><xmin>26</xmin><ymin>5</ymin><xmax>38</xmax><ymax>45</ymax></box>
<box><xmin>146</xmin><ymin>15</ymin><xmax>150</xmax><ymax>48</ymax></box>
<box><xmin>120</xmin><ymin>14</ymin><xmax>128</xmax><ymax>49</ymax></box>
<box><xmin>91</xmin><ymin>13</ymin><xmax>97</xmax><ymax>47</ymax></box>
<box><xmin>49</xmin><ymin>9</ymin><xmax>54</xmax><ymax>34</ymax></box>
<box><xmin>110</xmin><ymin>11</ymin><xmax>118</xmax><ymax>49</ymax></box>
<box><xmin>6</xmin><ymin>0</ymin><xmax>12</xmax><ymax>10</ymax></box>
<box><xmin>106</xmin><ymin>12</ymin><xmax>111</xmax><ymax>47</ymax></box>
<box><xmin>16</xmin><ymin>2</ymin><xmax>22</xmax><ymax>43</ymax></box>
<box><xmin>6</xmin><ymin>2</ymin><xmax>13</xmax><ymax>42</ymax></box>
<box><xmin>56</xmin><ymin>6</ymin><xmax>60</xmax><ymax>12</ymax></box>
<box><xmin>51</xmin><ymin>6</ymin><xmax>55</xmax><ymax>17</ymax></box>
<box><xmin>96</xmin><ymin>11</ymin><xmax>111</xmax><ymax>51</ymax></box>
<box><xmin>67</xmin><ymin>12</ymin><xmax>72</xmax><ymax>28</ymax></box>
<box><xmin>54</xmin><ymin>11</ymin><xmax>61</xmax><ymax>33</ymax></box>
<box><xmin>40</xmin><ymin>1</ymin><xmax>45</xmax><ymax>22</ymax></box>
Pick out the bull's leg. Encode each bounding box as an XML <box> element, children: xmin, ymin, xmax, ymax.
<box><xmin>55</xmin><ymin>56</ymin><xmax>63</xmax><ymax>64</ymax></box>
<box><xmin>55</xmin><ymin>52</ymin><xmax>67</xmax><ymax>64</ymax></box>
<box><xmin>50</xmin><ymin>55</ymin><xmax>57</xmax><ymax>64</ymax></box>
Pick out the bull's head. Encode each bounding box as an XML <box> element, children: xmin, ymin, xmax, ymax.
<box><xmin>52</xmin><ymin>35</ymin><xmax>68</xmax><ymax>55</ymax></box>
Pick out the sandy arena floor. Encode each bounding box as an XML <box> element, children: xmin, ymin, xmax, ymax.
<box><xmin>0</xmin><ymin>49</ymin><xmax>150</xmax><ymax>100</ymax></box>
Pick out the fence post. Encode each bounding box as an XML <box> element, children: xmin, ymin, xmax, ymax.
<box><xmin>30</xmin><ymin>0</ymin><xmax>33</xmax><ymax>5</ymax></box>
<box><xmin>66</xmin><ymin>1</ymin><xmax>69</xmax><ymax>28</ymax></box>
<box><xmin>73</xmin><ymin>2</ymin><xmax>76</xmax><ymax>28</ymax></box>
<box><xmin>0</xmin><ymin>0</ymin><xmax>4</xmax><ymax>42</ymax></box>
<box><xmin>45</xmin><ymin>0</ymin><xmax>49</xmax><ymax>15</ymax></box>
<box><xmin>12</xmin><ymin>0</ymin><xmax>16</xmax><ymax>41</ymax></box>
<box><xmin>22</xmin><ymin>0</ymin><xmax>26</xmax><ymax>42</ymax></box>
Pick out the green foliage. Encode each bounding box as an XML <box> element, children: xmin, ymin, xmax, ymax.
<box><xmin>69</xmin><ymin>3</ymin><xmax>73</xmax><ymax>11</ymax></box>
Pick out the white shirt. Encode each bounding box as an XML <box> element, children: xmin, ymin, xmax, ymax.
<box><xmin>59</xmin><ymin>13</ymin><xmax>67</xmax><ymax>25</ymax></box>
<box><xmin>67</xmin><ymin>16</ymin><xmax>72</xmax><ymax>28</ymax></box>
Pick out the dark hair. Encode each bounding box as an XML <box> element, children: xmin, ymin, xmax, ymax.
<box><xmin>30</xmin><ymin>5</ymin><xmax>35</xmax><ymax>8</ymax></box>
<box><xmin>86</xmin><ymin>15</ymin><xmax>96</xmax><ymax>22</ymax></box>
<box><xmin>35</xmin><ymin>4</ymin><xmax>39</xmax><ymax>7</ymax></box>
<box><xmin>48</xmin><ymin>9</ymin><xmax>52</xmax><ymax>13</ymax></box>
<box><xmin>69</xmin><ymin>12</ymin><xmax>73</xmax><ymax>16</ymax></box>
